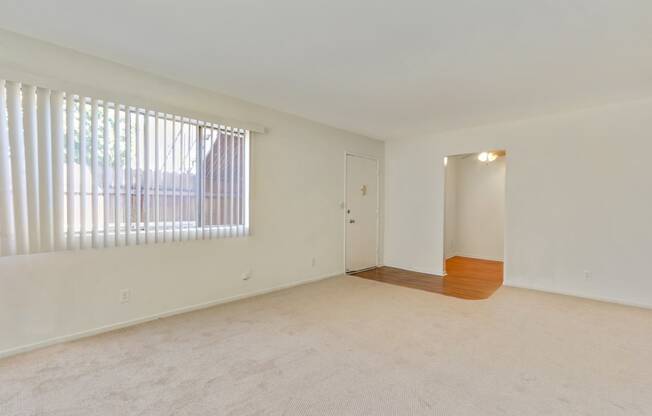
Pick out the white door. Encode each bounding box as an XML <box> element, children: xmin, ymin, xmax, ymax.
<box><xmin>345</xmin><ymin>154</ymin><xmax>379</xmax><ymax>272</ymax></box>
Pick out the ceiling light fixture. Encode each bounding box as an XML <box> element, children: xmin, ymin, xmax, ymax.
<box><xmin>478</xmin><ymin>152</ymin><xmax>498</xmax><ymax>163</ymax></box>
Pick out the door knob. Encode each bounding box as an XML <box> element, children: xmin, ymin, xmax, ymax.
<box><xmin>349</xmin><ymin>219</ymin><xmax>356</xmax><ymax>223</ymax></box>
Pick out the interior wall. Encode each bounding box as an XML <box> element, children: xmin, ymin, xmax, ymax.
<box><xmin>443</xmin><ymin>157</ymin><xmax>457</xmax><ymax>260</ymax></box>
<box><xmin>0</xmin><ymin>30</ymin><xmax>384</xmax><ymax>356</ymax></box>
<box><xmin>386</xmin><ymin>98</ymin><xmax>652</xmax><ymax>308</ymax></box>
<box><xmin>445</xmin><ymin>155</ymin><xmax>505</xmax><ymax>261</ymax></box>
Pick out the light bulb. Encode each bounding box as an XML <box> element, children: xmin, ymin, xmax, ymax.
<box><xmin>478</xmin><ymin>152</ymin><xmax>488</xmax><ymax>162</ymax></box>
<box><xmin>487</xmin><ymin>152</ymin><xmax>497</xmax><ymax>162</ymax></box>
<box><xmin>444</xmin><ymin>156</ymin><xmax>448</xmax><ymax>166</ymax></box>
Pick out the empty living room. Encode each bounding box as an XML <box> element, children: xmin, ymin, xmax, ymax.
<box><xmin>1</xmin><ymin>1</ymin><xmax>652</xmax><ymax>415</ymax></box>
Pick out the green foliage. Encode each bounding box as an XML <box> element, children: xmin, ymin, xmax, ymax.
<box><xmin>71</xmin><ymin>102</ymin><xmax>131</xmax><ymax>167</ymax></box>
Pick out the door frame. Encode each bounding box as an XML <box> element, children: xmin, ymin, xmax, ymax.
<box><xmin>343</xmin><ymin>152</ymin><xmax>380</xmax><ymax>273</ymax></box>
<box><xmin>441</xmin><ymin>151</ymin><xmax>507</xmax><ymax>276</ymax></box>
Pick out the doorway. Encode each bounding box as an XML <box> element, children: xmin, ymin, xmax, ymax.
<box><xmin>345</xmin><ymin>153</ymin><xmax>379</xmax><ymax>273</ymax></box>
<box><xmin>443</xmin><ymin>151</ymin><xmax>506</xmax><ymax>284</ymax></box>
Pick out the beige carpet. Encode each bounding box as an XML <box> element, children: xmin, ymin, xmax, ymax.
<box><xmin>1</xmin><ymin>276</ymin><xmax>651</xmax><ymax>416</ymax></box>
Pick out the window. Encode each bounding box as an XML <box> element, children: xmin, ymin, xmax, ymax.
<box><xmin>0</xmin><ymin>80</ymin><xmax>249</xmax><ymax>256</ymax></box>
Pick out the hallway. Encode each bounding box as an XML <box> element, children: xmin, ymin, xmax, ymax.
<box><xmin>352</xmin><ymin>256</ymin><xmax>503</xmax><ymax>300</ymax></box>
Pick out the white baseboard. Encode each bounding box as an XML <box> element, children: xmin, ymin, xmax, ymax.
<box><xmin>452</xmin><ymin>252</ymin><xmax>504</xmax><ymax>262</ymax></box>
<box><xmin>504</xmin><ymin>282</ymin><xmax>652</xmax><ymax>310</ymax></box>
<box><xmin>0</xmin><ymin>272</ymin><xmax>338</xmax><ymax>360</ymax></box>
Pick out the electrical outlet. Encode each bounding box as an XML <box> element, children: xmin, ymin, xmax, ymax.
<box><xmin>242</xmin><ymin>270</ymin><xmax>252</xmax><ymax>281</ymax></box>
<box><xmin>583</xmin><ymin>270</ymin><xmax>592</xmax><ymax>280</ymax></box>
<box><xmin>119</xmin><ymin>289</ymin><xmax>131</xmax><ymax>304</ymax></box>
<box><xmin>311</xmin><ymin>257</ymin><xmax>317</xmax><ymax>267</ymax></box>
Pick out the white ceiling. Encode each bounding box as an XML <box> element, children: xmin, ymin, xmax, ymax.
<box><xmin>1</xmin><ymin>0</ymin><xmax>651</xmax><ymax>140</ymax></box>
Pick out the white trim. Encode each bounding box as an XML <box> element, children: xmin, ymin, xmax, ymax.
<box><xmin>0</xmin><ymin>272</ymin><xmax>339</xmax><ymax>360</ymax></box>
<box><xmin>347</xmin><ymin>266</ymin><xmax>377</xmax><ymax>274</ymax></box>
<box><xmin>344</xmin><ymin>152</ymin><xmax>380</xmax><ymax>273</ymax></box>
<box><xmin>504</xmin><ymin>282</ymin><xmax>652</xmax><ymax>310</ymax></box>
<box><xmin>449</xmin><ymin>252</ymin><xmax>504</xmax><ymax>262</ymax></box>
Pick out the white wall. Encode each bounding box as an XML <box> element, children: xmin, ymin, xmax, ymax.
<box><xmin>443</xmin><ymin>157</ymin><xmax>458</xmax><ymax>260</ymax></box>
<box><xmin>444</xmin><ymin>155</ymin><xmax>505</xmax><ymax>262</ymax></box>
<box><xmin>0</xmin><ymin>30</ymin><xmax>384</xmax><ymax>356</ymax></box>
<box><xmin>386</xmin><ymin>98</ymin><xmax>652</xmax><ymax>308</ymax></box>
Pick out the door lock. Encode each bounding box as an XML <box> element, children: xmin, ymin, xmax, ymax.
<box><xmin>349</xmin><ymin>219</ymin><xmax>356</xmax><ymax>224</ymax></box>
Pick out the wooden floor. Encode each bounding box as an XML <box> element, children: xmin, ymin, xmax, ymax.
<box><xmin>351</xmin><ymin>256</ymin><xmax>503</xmax><ymax>300</ymax></box>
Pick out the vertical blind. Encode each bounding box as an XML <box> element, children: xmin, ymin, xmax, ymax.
<box><xmin>0</xmin><ymin>79</ymin><xmax>250</xmax><ymax>257</ymax></box>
